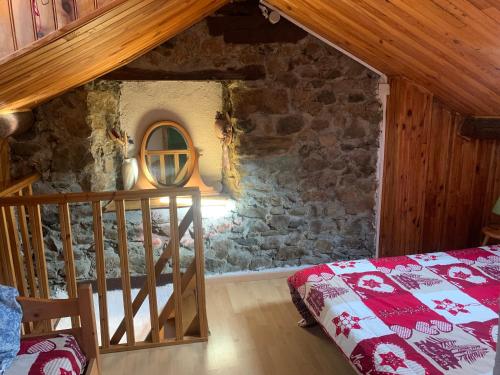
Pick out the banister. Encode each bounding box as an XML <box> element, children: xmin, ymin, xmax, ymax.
<box><xmin>0</xmin><ymin>187</ymin><xmax>200</xmax><ymax>206</ymax></box>
<box><xmin>0</xmin><ymin>173</ymin><xmax>40</xmax><ymax>197</ymax></box>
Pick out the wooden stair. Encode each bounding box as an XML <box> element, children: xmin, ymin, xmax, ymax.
<box><xmin>0</xmin><ymin>0</ymin><xmax>228</xmax><ymax>112</ymax></box>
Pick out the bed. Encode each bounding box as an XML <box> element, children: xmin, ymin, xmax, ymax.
<box><xmin>7</xmin><ymin>283</ymin><xmax>100</xmax><ymax>375</ymax></box>
<box><xmin>288</xmin><ymin>245</ymin><xmax>500</xmax><ymax>374</ymax></box>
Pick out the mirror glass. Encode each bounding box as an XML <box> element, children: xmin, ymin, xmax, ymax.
<box><xmin>142</xmin><ymin>123</ymin><xmax>194</xmax><ymax>187</ymax></box>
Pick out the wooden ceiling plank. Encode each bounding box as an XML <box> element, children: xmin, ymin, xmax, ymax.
<box><xmin>0</xmin><ymin>0</ymin><xmax>129</xmax><ymax>65</ymax></box>
<box><xmin>298</xmin><ymin>0</ymin><xmax>493</xmax><ymax>113</ymax></box>
<box><xmin>0</xmin><ymin>0</ymin><xmax>149</xmax><ymax>78</ymax></box>
<box><xmin>266</xmin><ymin>0</ymin><xmax>500</xmax><ymax>115</ymax></box>
<box><xmin>360</xmin><ymin>0</ymin><xmax>500</xmax><ymax>90</ymax></box>
<box><xmin>0</xmin><ymin>0</ymin><xmax>158</xmax><ymax>90</ymax></box>
<box><xmin>0</xmin><ymin>0</ymin><xmax>229</xmax><ymax>111</ymax></box>
<box><xmin>343</xmin><ymin>1</ymin><xmax>500</xmax><ymax>113</ymax></box>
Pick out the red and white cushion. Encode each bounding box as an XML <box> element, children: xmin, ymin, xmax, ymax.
<box><xmin>6</xmin><ymin>335</ymin><xmax>87</xmax><ymax>375</ymax></box>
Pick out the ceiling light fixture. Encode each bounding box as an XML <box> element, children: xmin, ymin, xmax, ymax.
<box><xmin>259</xmin><ymin>5</ymin><xmax>281</xmax><ymax>24</ymax></box>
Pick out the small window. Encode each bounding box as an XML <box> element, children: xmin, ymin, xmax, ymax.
<box><xmin>140</xmin><ymin>121</ymin><xmax>195</xmax><ymax>187</ymax></box>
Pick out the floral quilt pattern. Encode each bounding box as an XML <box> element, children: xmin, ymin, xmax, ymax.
<box><xmin>288</xmin><ymin>246</ymin><xmax>500</xmax><ymax>374</ymax></box>
<box><xmin>5</xmin><ymin>335</ymin><xmax>86</xmax><ymax>375</ymax></box>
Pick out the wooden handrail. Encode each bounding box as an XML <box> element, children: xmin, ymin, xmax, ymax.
<box><xmin>0</xmin><ymin>187</ymin><xmax>199</xmax><ymax>205</ymax></box>
<box><xmin>0</xmin><ymin>173</ymin><xmax>40</xmax><ymax>197</ymax></box>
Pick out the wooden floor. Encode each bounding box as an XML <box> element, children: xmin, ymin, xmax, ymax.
<box><xmin>101</xmin><ymin>277</ymin><xmax>356</xmax><ymax>375</ymax></box>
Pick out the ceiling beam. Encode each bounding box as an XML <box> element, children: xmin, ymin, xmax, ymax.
<box><xmin>460</xmin><ymin>117</ymin><xmax>500</xmax><ymax>140</ymax></box>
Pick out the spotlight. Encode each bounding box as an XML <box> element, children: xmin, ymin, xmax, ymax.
<box><xmin>259</xmin><ymin>5</ymin><xmax>281</xmax><ymax>24</ymax></box>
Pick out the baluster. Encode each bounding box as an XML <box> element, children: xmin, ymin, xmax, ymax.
<box><xmin>58</xmin><ymin>203</ymin><xmax>79</xmax><ymax>328</ymax></box>
<box><xmin>28</xmin><ymin>204</ymin><xmax>51</xmax><ymax>331</ymax></box>
<box><xmin>5</xmin><ymin>206</ymin><xmax>28</xmax><ymax>296</ymax></box>
<box><xmin>92</xmin><ymin>201</ymin><xmax>110</xmax><ymax>348</ymax></box>
<box><xmin>169</xmin><ymin>194</ymin><xmax>183</xmax><ymax>340</ymax></box>
<box><xmin>115</xmin><ymin>199</ymin><xmax>135</xmax><ymax>345</ymax></box>
<box><xmin>18</xmin><ymin>192</ymin><xmax>37</xmax><ymax>298</ymax></box>
<box><xmin>192</xmin><ymin>192</ymin><xmax>208</xmax><ymax>337</ymax></box>
<box><xmin>0</xmin><ymin>207</ymin><xmax>16</xmax><ymax>287</ymax></box>
<box><xmin>141</xmin><ymin>198</ymin><xmax>160</xmax><ymax>343</ymax></box>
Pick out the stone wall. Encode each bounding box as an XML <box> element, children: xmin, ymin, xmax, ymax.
<box><xmin>9</xmin><ymin>14</ymin><xmax>382</xmax><ymax>286</ymax></box>
<box><xmin>128</xmin><ymin>20</ymin><xmax>382</xmax><ymax>270</ymax></box>
<box><xmin>11</xmin><ymin>81</ymin><xmax>121</xmax><ymax>192</ymax></box>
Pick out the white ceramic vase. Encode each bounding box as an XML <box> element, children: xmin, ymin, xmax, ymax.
<box><xmin>122</xmin><ymin>157</ymin><xmax>138</xmax><ymax>190</ymax></box>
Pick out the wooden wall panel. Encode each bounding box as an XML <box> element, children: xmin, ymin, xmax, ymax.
<box><xmin>54</xmin><ymin>0</ymin><xmax>77</xmax><ymax>28</ymax></box>
<box><xmin>32</xmin><ymin>0</ymin><xmax>56</xmax><ymax>39</ymax></box>
<box><xmin>380</xmin><ymin>77</ymin><xmax>500</xmax><ymax>256</ymax></box>
<box><xmin>0</xmin><ymin>1</ymin><xmax>15</xmax><ymax>56</ymax></box>
<box><xmin>11</xmin><ymin>0</ymin><xmax>36</xmax><ymax>48</ymax></box>
<box><xmin>75</xmin><ymin>0</ymin><xmax>97</xmax><ymax>18</ymax></box>
<box><xmin>379</xmin><ymin>78</ymin><xmax>433</xmax><ymax>256</ymax></box>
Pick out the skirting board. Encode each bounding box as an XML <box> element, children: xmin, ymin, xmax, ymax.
<box><xmin>205</xmin><ymin>265</ymin><xmax>311</xmax><ymax>285</ymax></box>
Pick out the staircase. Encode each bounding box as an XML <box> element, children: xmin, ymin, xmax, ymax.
<box><xmin>0</xmin><ymin>0</ymin><xmax>228</xmax><ymax>112</ymax></box>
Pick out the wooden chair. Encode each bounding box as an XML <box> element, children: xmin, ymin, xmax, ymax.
<box><xmin>16</xmin><ymin>283</ymin><xmax>100</xmax><ymax>375</ymax></box>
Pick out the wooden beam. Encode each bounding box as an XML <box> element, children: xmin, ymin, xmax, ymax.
<box><xmin>460</xmin><ymin>117</ymin><xmax>500</xmax><ymax>139</ymax></box>
<box><xmin>103</xmin><ymin>65</ymin><xmax>266</xmax><ymax>81</ymax></box>
<box><xmin>0</xmin><ymin>0</ymin><xmax>229</xmax><ymax>111</ymax></box>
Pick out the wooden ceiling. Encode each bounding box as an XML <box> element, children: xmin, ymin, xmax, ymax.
<box><xmin>265</xmin><ymin>0</ymin><xmax>500</xmax><ymax>116</ymax></box>
<box><xmin>0</xmin><ymin>0</ymin><xmax>499</xmax><ymax>115</ymax></box>
<box><xmin>0</xmin><ymin>0</ymin><xmax>228</xmax><ymax>112</ymax></box>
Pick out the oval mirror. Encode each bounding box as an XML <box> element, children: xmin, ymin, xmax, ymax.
<box><xmin>140</xmin><ymin>121</ymin><xmax>195</xmax><ymax>187</ymax></box>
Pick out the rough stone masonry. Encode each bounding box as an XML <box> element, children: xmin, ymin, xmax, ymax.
<box><xmin>10</xmin><ymin>10</ymin><xmax>382</xmax><ymax>288</ymax></box>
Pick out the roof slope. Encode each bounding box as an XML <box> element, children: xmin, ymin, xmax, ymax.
<box><xmin>265</xmin><ymin>0</ymin><xmax>500</xmax><ymax>116</ymax></box>
<box><xmin>0</xmin><ymin>0</ymin><xmax>499</xmax><ymax>115</ymax></box>
<box><xmin>0</xmin><ymin>0</ymin><xmax>228</xmax><ymax>111</ymax></box>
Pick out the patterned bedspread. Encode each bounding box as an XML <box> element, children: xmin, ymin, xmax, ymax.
<box><xmin>5</xmin><ymin>335</ymin><xmax>87</xmax><ymax>375</ymax></box>
<box><xmin>288</xmin><ymin>246</ymin><xmax>500</xmax><ymax>374</ymax></box>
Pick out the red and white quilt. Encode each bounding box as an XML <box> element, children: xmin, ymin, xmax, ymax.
<box><xmin>288</xmin><ymin>245</ymin><xmax>500</xmax><ymax>374</ymax></box>
<box><xmin>6</xmin><ymin>335</ymin><xmax>87</xmax><ymax>375</ymax></box>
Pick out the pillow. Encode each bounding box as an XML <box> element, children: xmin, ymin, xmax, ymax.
<box><xmin>0</xmin><ymin>285</ymin><xmax>21</xmax><ymax>375</ymax></box>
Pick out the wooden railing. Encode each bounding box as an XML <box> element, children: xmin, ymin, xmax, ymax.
<box><xmin>0</xmin><ymin>186</ymin><xmax>208</xmax><ymax>353</ymax></box>
<box><xmin>0</xmin><ymin>173</ymin><xmax>39</xmax><ymax>291</ymax></box>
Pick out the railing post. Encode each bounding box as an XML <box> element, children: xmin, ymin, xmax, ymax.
<box><xmin>0</xmin><ymin>207</ymin><xmax>16</xmax><ymax>288</ymax></box>
<box><xmin>59</xmin><ymin>203</ymin><xmax>79</xmax><ymax>328</ymax></box>
<box><xmin>92</xmin><ymin>201</ymin><xmax>110</xmax><ymax>349</ymax></box>
<box><xmin>115</xmin><ymin>199</ymin><xmax>135</xmax><ymax>346</ymax></box>
<box><xmin>5</xmin><ymin>206</ymin><xmax>27</xmax><ymax>296</ymax></box>
<box><xmin>28</xmin><ymin>204</ymin><xmax>51</xmax><ymax>331</ymax></box>
<box><xmin>169</xmin><ymin>194</ymin><xmax>183</xmax><ymax>340</ymax></box>
<box><xmin>141</xmin><ymin>198</ymin><xmax>160</xmax><ymax>343</ymax></box>
<box><xmin>192</xmin><ymin>191</ymin><xmax>208</xmax><ymax>338</ymax></box>
<box><xmin>17</xmin><ymin>193</ymin><xmax>37</xmax><ymax>298</ymax></box>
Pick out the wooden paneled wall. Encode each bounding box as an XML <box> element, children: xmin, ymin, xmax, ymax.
<box><xmin>379</xmin><ymin>77</ymin><xmax>500</xmax><ymax>257</ymax></box>
<box><xmin>0</xmin><ymin>0</ymin><xmax>117</xmax><ymax>59</ymax></box>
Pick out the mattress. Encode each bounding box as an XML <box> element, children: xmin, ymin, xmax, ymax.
<box><xmin>6</xmin><ymin>334</ymin><xmax>87</xmax><ymax>375</ymax></box>
<box><xmin>288</xmin><ymin>246</ymin><xmax>500</xmax><ymax>374</ymax></box>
